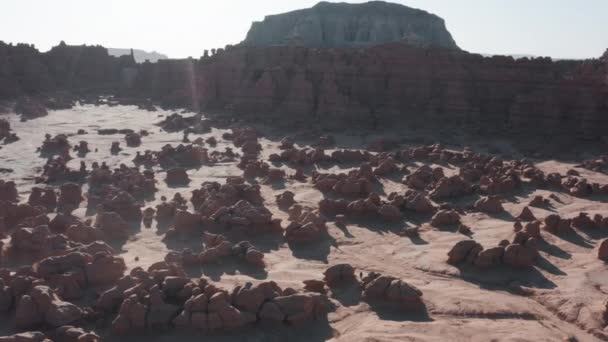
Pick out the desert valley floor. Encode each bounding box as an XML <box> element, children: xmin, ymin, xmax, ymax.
<box><xmin>0</xmin><ymin>104</ymin><xmax>608</xmax><ymax>341</ymax></box>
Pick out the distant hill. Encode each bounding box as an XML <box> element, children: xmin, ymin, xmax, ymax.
<box><xmin>107</xmin><ymin>48</ymin><xmax>167</xmax><ymax>63</ymax></box>
<box><xmin>242</xmin><ymin>1</ymin><xmax>459</xmax><ymax>49</ymax></box>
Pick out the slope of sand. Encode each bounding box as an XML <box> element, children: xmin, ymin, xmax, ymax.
<box><xmin>1</xmin><ymin>104</ymin><xmax>607</xmax><ymax>341</ymax></box>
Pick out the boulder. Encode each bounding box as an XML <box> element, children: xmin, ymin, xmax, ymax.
<box><xmin>323</xmin><ymin>264</ymin><xmax>356</xmax><ymax>287</ymax></box>
<box><xmin>431</xmin><ymin>210</ymin><xmax>460</xmax><ymax>227</ymax></box>
<box><xmin>475</xmin><ymin>196</ymin><xmax>504</xmax><ymax>214</ymax></box>
<box><xmin>165</xmin><ymin>168</ymin><xmax>190</xmax><ymax>186</ymax></box>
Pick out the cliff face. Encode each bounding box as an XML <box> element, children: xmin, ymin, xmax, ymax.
<box><xmin>1</xmin><ymin>41</ymin><xmax>607</xmax><ymax>140</ymax></box>
<box><xmin>107</xmin><ymin>48</ymin><xmax>168</xmax><ymax>63</ymax></box>
<box><xmin>0</xmin><ymin>41</ymin><xmax>136</xmax><ymax>98</ymax></box>
<box><xmin>132</xmin><ymin>44</ymin><xmax>607</xmax><ymax>138</ymax></box>
<box><xmin>242</xmin><ymin>1</ymin><xmax>459</xmax><ymax>49</ymax></box>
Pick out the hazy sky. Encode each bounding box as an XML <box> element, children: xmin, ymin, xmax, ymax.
<box><xmin>1</xmin><ymin>0</ymin><xmax>607</xmax><ymax>59</ymax></box>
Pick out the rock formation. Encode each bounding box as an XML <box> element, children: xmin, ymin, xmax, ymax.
<box><xmin>242</xmin><ymin>1</ymin><xmax>459</xmax><ymax>49</ymax></box>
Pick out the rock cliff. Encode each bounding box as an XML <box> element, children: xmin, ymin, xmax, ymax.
<box><xmin>242</xmin><ymin>1</ymin><xmax>459</xmax><ymax>49</ymax></box>
<box><xmin>131</xmin><ymin>44</ymin><xmax>608</xmax><ymax>140</ymax></box>
<box><xmin>0</xmin><ymin>41</ymin><xmax>607</xmax><ymax>141</ymax></box>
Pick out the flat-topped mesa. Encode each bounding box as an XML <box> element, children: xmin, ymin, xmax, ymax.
<box><xmin>242</xmin><ymin>1</ymin><xmax>459</xmax><ymax>49</ymax></box>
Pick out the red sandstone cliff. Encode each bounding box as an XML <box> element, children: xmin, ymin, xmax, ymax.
<box><xmin>0</xmin><ymin>41</ymin><xmax>607</xmax><ymax>140</ymax></box>
<box><xmin>131</xmin><ymin>44</ymin><xmax>607</xmax><ymax>139</ymax></box>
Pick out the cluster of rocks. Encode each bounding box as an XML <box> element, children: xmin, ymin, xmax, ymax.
<box><xmin>0</xmin><ymin>180</ymin><xmax>18</xmax><ymax>202</ymax></box>
<box><xmin>196</xmin><ymin>232</ymin><xmax>264</xmax><ymax>267</ymax></box>
<box><xmin>87</xmin><ymin>187</ymin><xmax>142</xmax><ymax>225</ymax></box>
<box><xmin>156</xmin><ymin>144</ymin><xmax>209</xmax><ymax>168</ymax></box>
<box><xmin>73</xmin><ymin>140</ymin><xmax>90</xmax><ymax>156</ymax></box>
<box><xmin>312</xmin><ymin>167</ymin><xmax>374</xmax><ymax>197</ymax></box>
<box><xmin>577</xmin><ymin>156</ymin><xmax>608</xmax><ymax>174</ymax></box>
<box><xmin>269</xmin><ymin>147</ymin><xmax>330</xmax><ymax>164</ymax></box>
<box><xmin>191</xmin><ymin>178</ymin><xmax>264</xmax><ymax>216</ymax></box>
<box><xmin>88</xmin><ymin>164</ymin><xmax>156</xmax><ymax>199</ymax></box>
<box><xmin>206</xmin><ymin>199</ymin><xmax>281</xmax><ymax>236</ymax></box>
<box><xmin>285</xmin><ymin>205</ymin><xmax>328</xmax><ymax>244</ymax></box>
<box><xmin>275</xmin><ymin>190</ymin><xmax>295</xmax><ymax>210</ymax></box>
<box><xmin>165</xmin><ymin>167</ymin><xmax>190</xmax><ymax>186</ymax></box>
<box><xmin>125</xmin><ymin>132</ymin><xmax>142</xmax><ymax>147</ymax></box>
<box><xmin>152</xmin><ymin>193</ymin><xmax>188</xmax><ymax>223</ymax></box>
<box><xmin>28</xmin><ymin>187</ymin><xmax>57</xmax><ymax>212</ymax></box>
<box><xmin>319</xmin><ymin>264</ymin><xmax>425</xmax><ymax>312</ymax></box>
<box><xmin>522</xmin><ymin>167</ymin><xmax>608</xmax><ymax>198</ymax></box>
<box><xmin>430</xmin><ymin>209</ymin><xmax>461</xmax><ymax>227</ymax></box>
<box><xmin>157</xmin><ymin>113</ymin><xmax>206</xmax><ymax>133</ymax></box>
<box><xmin>403</xmin><ymin>165</ymin><xmax>445</xmax><ymax>190</ymax></box>
<box><xmin>241</xmin><ymin>160</ymin><xmax>286</xmax><ymax>183</ymax></box>
<box><xmin>319</xmin><ymin>188</ymin><xmax>437</xmax><ymax>223</ymax></box>
<box><xmin>317</xmin><ymin>193</ymin><xmax>402</xmax><ymax>223</ymax></box>
<box><xmin>39</xmin><ymin>134</ymin><xmax>70</xmax><ymax>156</ymax></box>
<box><xmin>38</xmin><ymin>156</ymin><xmax>86</xmax><ymax>184</ymax></box>
<box><xmin>225</xmin><ymin>127</ymin><xmax>261</xmax><ymax>159</ymax></box>
<box><xmin>447</xmin><ymin>230</ymin><xmax>540</xmax><ymax>269</ymax></box>
<box><xmin>0</xmin><ymin>249</ymin><xmax>124</xmax><ymax>329</ymax></box>
<box><xmin>97</xmin><ymin>262</ymin><xmax>329</xmax><ymax>335</ymax></box>
<box><xmin>97</xmin><ymin>128</ymin><xmax>135</xmax><ymax>135</ymax></box>
<box><xmin>474</xmin><ymin>196</ymin><xmax>505</xmax><ymax>214</ymax></box>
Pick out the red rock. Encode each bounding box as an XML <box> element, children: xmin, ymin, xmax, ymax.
<box><xmin>95</xmin><ymin>211</ymin><xmax>129</xmax><ymax>240</ymax></box>
<box><xmin>403</xmin><ymin>191</ymin><xmax>436</xmax><ymax>214</ymax></box>
<box><xmin>362</xmin><ymin>274</ymin><xmax>424</xmax><ymax>311</ymax></box>
<box><xmin>431</xmin><ymin>210</ymin><xmax>460</xmax><ymax>227</ymax></box>
<box><xmin>54</xmin><ymin>326</ymin><xmax>100</xmax><ymax>342</ymax></box>
<box><xmin>429</xmin><ymin>175</ymin><xmax>471</xmax><ymax>200</ymax></box>
<box><xmin>523</xmin><ymin>221</ymin><xmax>542</xmax><ymax>238</ymax></box>
<box><xmin>473</xmin><ymin>246</ymin><xmax>504</xmax><ymax>269</ymax></box>
<box><xmin>0</xmin><ymin>180</ymin><xmax>18</xmax><ymax>202</ymax></box>
<box><xmin>598</xmin><ymin>239</ymin><xmax>608</xmax><ymax>261</ymax></box>
<box><xmin>529</xmin><ymin>195</ymin><xmax>546</xmax><ymax>207</ymax></box>
<box><xmin>275</xmin><ymin>191</ymin><xmax>295</xmax><ymax>209</ymax></box>
<box><xmin>57</xmin><ymin>183</ymin><xmax>82</xmax><ymax>213</ymax></box>
<box><xmin>165</xmin><ymin>167</ymin><xmax>190</xmax><ymax>185</ymax></box>
<box><xmin>173</xmin><ymin>210</ymin><xmax>201</xmax><ymax>234</ymax></box>
<box><xmin>572</xmin><ymin>212</ymin><xmax>595</xmax><ymax>229</ymax></box>
<box><xmin>447</xmin><ymin>240</ymin><xmax>481</xmax><ymax>264</ymax></box>
<box><xmin>517</xmin><ymin>206</ymin><xmax>536</xmax><ymax>221</ymax></box>
<box><xmin>303</xmin><ymin>279</ymin><xmax>327</xmax><ymax>294</ymax></box>
<box><xmin>125</xmin><ymin>132</ymin><xmax>142</xmax><ymax>147</ymax></box>
<box><xmin>475</xmin><ymin>196</ymin><xmax>504</xmax><ymax>213</ymax></box>
<box><xmin>85</xmin><ymin>253</ymin><xmax>126</xmax><ymax>286</ymax></box>
<box><xmin>323</xmin><ymin>264</ymin><xmax>356</xmax><ymax>287</ymax></box>
<box><xmin>378</xmin><ymin>204</ymin><xmax>401</xmax><ymax>222</ymax></box>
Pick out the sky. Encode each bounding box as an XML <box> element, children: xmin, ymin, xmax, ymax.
<box><xmin>1</xmin><ymin>0</ymin><xmax>607</xmax><ymax>59</ymax></box>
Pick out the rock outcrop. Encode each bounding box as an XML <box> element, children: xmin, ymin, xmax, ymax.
<box><xmin>242</xmin><ymin>1</ymin><xmax>459</xmax><ymax>49</ymax></box>
<box><xmin>1</xmin><ymin>38</ymin><xmax>607</xmax><ymax>140</ymax></box>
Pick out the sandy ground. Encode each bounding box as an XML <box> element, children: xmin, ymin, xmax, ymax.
<box><xmin>1</xmin><ymin>104</ymin><xmax>608</xmax><ymax>341</ymax></box>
